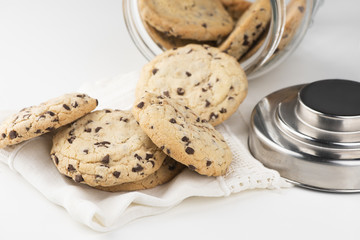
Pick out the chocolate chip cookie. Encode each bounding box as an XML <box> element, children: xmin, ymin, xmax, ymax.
<box><xmin>241</xmin><ymin>0</ymin><xmax>306</xmax><ymax>61</ymax></box>
<box><xmin>95</xmin><ymin>156</ymin><xmax>185</xmax><ymax>192</ymax></box>
<box><xmin>51</xmin><ymin>109</ymin><xmax>167</xmax><ymax>187</ymax></box>
<box><xmin>219</xmin><ymin>0</ymin><xmax>271</xmax><ymax>60</ymax></box>
<box><xmin>132</xmin><ymin>92</ymin><xmax>233</xmax><ymax>177</ymax></box>
<box><xmin>138</xmin><ymin>0</ymin><xmax>234</xmax><ymax>41</ymax></box>
<box><xmin>135</xmin><ymin>44</ymin><xmax>248</xmax><ymax>126</ymax></box>
<box><xmin>0</xmin><ymin>93</ymin><xmax>97</xmax><ymax>149</ymax></box>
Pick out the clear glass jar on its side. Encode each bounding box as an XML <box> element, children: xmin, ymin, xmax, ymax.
<box><xmin>123</xmin><ymin>0</ymin><xmax>323</xmax><ymax>79</ymax></box>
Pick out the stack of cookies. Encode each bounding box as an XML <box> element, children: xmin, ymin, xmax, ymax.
<box><xmin>139</xmin><ymin>0</ymin><xmax>307</xmax><ymax>62</ymax></box>
<box><xmin>0</xmin><ymin>44</ymin><xmax>248</xmax><ymax>192</ymax></box>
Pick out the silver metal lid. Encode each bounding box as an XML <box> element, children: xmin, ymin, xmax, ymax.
<box><xmin>249</xmin><ymin>79</ymin><xmax>360</xmax><ymax>192</ymax></box>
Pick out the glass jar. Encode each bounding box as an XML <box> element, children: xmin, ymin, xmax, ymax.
<box><xmin>122</xmin><ymin>0</ymin><xmax>323</xmax><ymax>79</ymax></box>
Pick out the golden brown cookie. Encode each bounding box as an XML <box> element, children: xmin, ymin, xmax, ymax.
<box><xmin>219</xmin><ymin>0</ymin><xmax>271</xmax><ymax>60</ymax></box>
<box><xmin>132</xmin><ymin>92</ymin><xmax>233</xmax><ymax>177</ymax></box>
<box><xmin>241</xmin><ymin>0</ymin><xmax>306</xmax><ymax>61</ymax></box>
<box><xmin>138</xmin><ymin>0</ymin><xmax>234</xmax><ymax>41</ymax></box>
<box><xmin>0</xmin><ymin>93</ymin><xmax>97</xmax><ymax>148</ymax></box>
<box><xmin>51</xmin><ymin>109</ymin><xmax>167</xmax><ymax>187</ymax></box>
<box><xmin>135</xmin><ymin>44</ymin><xmax>247</xmax><ymax>126</ymax></box>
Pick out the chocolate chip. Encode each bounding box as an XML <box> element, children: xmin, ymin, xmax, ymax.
<box><xmin>209</xmin><ymin>112</ymin><xmax>219</xmax><ymax>120</ymax></box>
<box><xmin>105</xmin><ymin>109</ymin><xmax>111</xmax><ymax>113</ymax></box>
<box><xmin>160</xmin><ymin>146</ymin><xmax>165</xmax><ymax>150</ymax></box>
<box><xmin>163</xmin><ymin>91</ymin><xmax>170</xmax><ymax>98</ymax></box>
<box><xmin>72</xmin><ymin>101</ymin><xmax>78</xmax><ymax>108</ymax></box>
<box><xmin>102</xmin><ymin>154</ymin><xmax>110</xmax><ymax>164</ymax></box>
<box><xmin>67</xmin><ymin>136</ymin><xmax>76</xmax><ymax>144</ymax></box>
<box><xmin>83</xmin><ymin>149</ymin><xmax>88</xmax><ymax>154</ymax></box>
<box><xmin>205</xmin><ymin>100</ymin><xmax>211</xmax><ymax>107</ymax></box>
<box><xmin>145</xmin><ymin>153</ymin><xmax>153</xmax><ymax>160</ymax></box>
<box><xmin>1</xmin><ymin>133</ymin><xmax>6</xmax><ymax>139</ymax></box>
<box><xmin>202</xmin><ymin>88</ymin><xmax>207</xmax><ymax>92</ymax></box>
<box><xmin>95</xmin><ymin>127</ymin><xmax>102</xmax><ymax>133</ymax></box>
<box><xmin>184</xmin><ymin>106</ymin><xmax>189</xmax><ymax>110</ymax></box>
<box><xmin>9</xmin><ymin>130</ymin><xmax>18</xmax><ymax>139</ymax></box>
<box><xmin>185</xmin><ymin>71</ymin><xmax>192</xmax><ymax>77</ymax></box>
<box><xmin>113</xmin><ymin>171</ymin><xmax>121</xmax><ymax>178</ymax></box>
<box><xmin>298</xmin><ymin>6</ymin><xmax>304</xmax><ymax>12</ymax></box>
<box><xmin>132</xmin><ymin>164</ymin><xmax>144</xmax><ymax>172</ymax></box>
<box><xmin>95</xmin><ymin>175</ymin><xmax>103</xmax><ymax>179</ymax></box>
<box><xmin>196</xmin><ymin>117</ymin><xmax>200</xmax><ymax>122</ymax></box>
<box><xmin>46</xmin><ymin>111</ymin><xmax>55</xmax><ymax>116</ymax></box>
<box><xmin>94</xmin><ymin>141</ymin><xmax>111</xmax><ymax>148</ymax></box>
<box><xmin>188</xmin><ymin>165</ymin><xmax>196</xmax><ymax>171</ymax></box>
<box><xmin>201</xmin><ymin>119</ymin><xmax>207</xmax><ymax>123</ymax></box>
<box><xmin>185</xmin><ymin>147</ymin><xmax>195</xmax><ymax>155</ymax></box>
<box><xmin>52</xmin><ymin>154</ymin><xmax>59</xmax><ymax>165</ymax></box>
<box><xmin>84</xmin><ymin>128</ymin><xmax>92</xmax><ymax>133</ymax></box>
<box><xmin>23</xmin><ymin>114</ymin><xmax>31</xmax><ymax>119</ymax></box>
<box><xmin>256</xmin><ymin>23</ymin><xmax>262</xmax><ymax>29</ymax></box>
<box><xmin>166</xmin><ymin>149</ymin><xmax>171</xmax><ymax>154</ymax></box>
<box><xmin>149</xmin><ymin>160</ymin><xmax>155</xmax><ymax>167</ymax></box>
<box><xmin>219</xmin><ymin>108</ymin><xmax>227</xmax><ymax>114</ymax></box>
<box><xmin>134</xmin><ymin>153</ymin><xmax>142</xmax><ymax>160</ymax></box>
<box><xmin>152</xmin><ymin>68</ymin><xmax>159</xmax><ymax>75</ymax></box>
<box><xmin>169</xmin><ymin>118</ymin><xmax>176</xmax><ymax>124</ymax></box>
<box><xmin>75</xmin><ymin>175</ymin><xmax>84</xmax><ymax>183</ymax></box>
<box><xmin>177</xmin><ymin>88</ymin><xmax>185</xmax><ymax>95</ymax></box>
<box><xmin>76</xmin><ymin>94</ymin><xmax>86</xmax><ymax>98</ymax></box>
<box><xmin>45</xmin><ymin>127</ymin><xmax>55</xmax><ymax>132</ymax></box>
<box><xmin>69</xmin><ymin>129</ymin><xmax>75</xmax><ymax>136</ymax></box>
<box><xmin>181</xmin><ymin>136</ymin><xmax>189</xmax><ymax>142</ymax></box>
<box><xmin>37</xmin><ymin>115</ymin><xmax>46</xmax><ymax>121</ymax></box>
<box><xmin>242</xmin><ymin>34</ymin><xmax>250</xmax><ymax>46</ymax></box>
<box><xmin>63</xmin><ymin>104</ymin><xmax>70</xmax><ymax>110</ymax></box>
<box><xmin>206</xmin><ymin>160</ymin><xmax>212</xmax><ymax>166</ymax></box>
<box><xmin>230</xmin><ymin>85</ymin><xmax>234</xmax><ymax>90</ymax></box>
<box><xmin>67</xmin><ymin>164</ymin><xmax>76</xmax><ymax>172</ymax></box>
<box><xmin>122</xmin><ymin>118</ymin><xmax>128</xmax><ymax>123</ymax></box>
<box><xmin>137</xmin><ymin>102</ymin><xmax>144</xmax><ymax>109</ymax></box>
<box><xmin>228</xmin><ymin>96</ymin><xmax>234</xmax><ymax>100</ymax></box>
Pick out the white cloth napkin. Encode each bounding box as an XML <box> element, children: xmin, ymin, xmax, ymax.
<box><xmin>0</xmin><ymin>71</ymin><xmax>289</xmax><ymax>232</ymax></box>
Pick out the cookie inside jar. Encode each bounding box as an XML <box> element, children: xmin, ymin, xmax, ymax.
<box><xmin>124</xmin><ymin>0</ymin><xmax>321</xmax><ymax>78</ymax></box>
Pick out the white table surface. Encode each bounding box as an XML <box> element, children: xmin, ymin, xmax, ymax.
<box><xmin>1</xmin><ymin>1</ymin><xmax>360</xmax><ymax>239</ymax></box>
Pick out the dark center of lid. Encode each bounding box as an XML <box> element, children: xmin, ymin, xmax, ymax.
<box><xmin>299</xmin><ymin>79</ymin><xmax>360</xmax><ymax>116</ymax></box>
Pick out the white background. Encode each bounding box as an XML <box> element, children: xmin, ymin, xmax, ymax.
<box><xmin>1</xmin><ymin>0</ymin><xmax>360</xmax><ymax>239</ymax></box>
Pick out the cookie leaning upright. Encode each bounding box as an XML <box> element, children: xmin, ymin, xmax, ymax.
<box><xmin>51</xmin><ymin>109</ymin><xmax>167</xmax><ymax>187</ymax></box>
<box><xmin>135</xmin><ymin>44</ymin><xmax>248</xmax><ymax>126</ymax></box>
<box><xmin>0</xmin><ymin>93</ymin><xmax>97</xmax><ymax>149</ymax></box>
<box><xmin>138</xmin><ymin>0</ymin><xmax>234</xmax><ymax>41</ymax></box>
<box><xmin>219</xmin><ymin>0</ymin><xmax>271</xmax><ymax>60</ymax></box>
<box><xmin>132</xmin><ymin>92</ymin><xmax>233</xmax><ymax>177</ymax></box>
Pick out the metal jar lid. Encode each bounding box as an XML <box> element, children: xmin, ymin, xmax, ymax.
<box><xmin>248</xmin><ymin>79</ymin><xmax>360</xmax><ymax>192</ymax></box>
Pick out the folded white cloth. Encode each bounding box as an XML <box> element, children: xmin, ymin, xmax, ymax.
<box><xmin>0</xmin><ymin>71</ymin><xmax>289</xmax><ymax>232</ymax></box>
